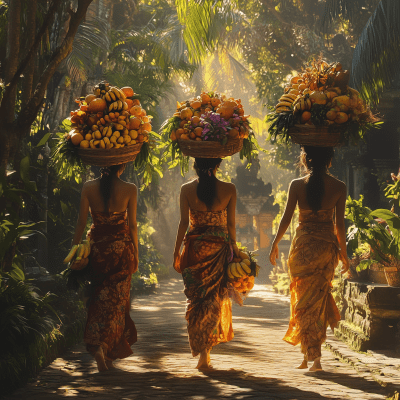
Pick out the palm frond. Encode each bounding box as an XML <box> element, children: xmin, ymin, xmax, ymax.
<box><xmin>175</xmin><ymin>0</ymin><xmax>246</xmax><ymax>63</ymax></box>
<box><xmin>350</xmin><ymin>0</ymin><xmax>400</xmax><ymax>103</ymax></box>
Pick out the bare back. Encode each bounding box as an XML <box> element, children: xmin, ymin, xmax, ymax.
<box><xmin>183</xmin><ymin>179</ymin><xmax>236</xmax><ymax>212</ymax></box>
<box><xmin>84</xmin><ymin>178</ymin><xmax>136</xmax><ymax>213</ymax></box>
<box><xmin>294</xmin><ymin>174</ymin><xmax>346</xmax><ymax>211</ymax></box>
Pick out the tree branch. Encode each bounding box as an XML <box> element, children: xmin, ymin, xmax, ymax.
<box><xmin>4</xmin><ymin>0</ymin><xmax>21</xmax><ymax>124</ymax></box>
<box><xmin>17</xmin><ymin>0</ymin><xmax>94</xmax><ymax>132</ymax></box>
<box><xmin>21</xmin><ymin>0</ymin><xmax>38</xmax><ymax>107</ymax></box>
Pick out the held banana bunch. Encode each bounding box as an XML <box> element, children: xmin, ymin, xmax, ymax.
<box><xmin>63</xmin><ymin>240</ymin><xmax>91</xmax><ymax>270</ymax></box>
<box><xmin>227</xmin><ymin>252</ymin><xmax>252</xmax><ymax>281</ymax></box>
<box><xmin>275</xmin><ymin>93</ymin><xmax>297</xmax><ymax>114</ymax></box>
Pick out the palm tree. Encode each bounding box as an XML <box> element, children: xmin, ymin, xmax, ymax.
<box><xmin>323</xmin><ymin>0</ymin><xmax>400</xmax><ymax>103</ymax></box>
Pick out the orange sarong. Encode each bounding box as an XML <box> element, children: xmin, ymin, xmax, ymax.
<box><xmin>176</xmin><ymin>209</ymin><xmax>234</xmax><ymax>356</ymax></box>
<box><xmin>284</xmin><ymin>208</ymin><xmax>341</xmax><ymax>361</ymax></box>
<box><xmin>84</xmin><ymin>211</ymin><xmax>137</xmax><ymax>361</ymax></box>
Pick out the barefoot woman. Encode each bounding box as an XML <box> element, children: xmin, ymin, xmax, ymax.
<box><xmin>269</xmin><ymin>146</ymin><xmax>349</xmax><ymax>371</ymax></box>
<box><xmin>71</xmin><ymin>164</ymin><xmax>138</xmax><ymax>371</ymax></box>
<box><xmin>174</xmin><ymin>158</ymin><xmax>239</xmax><ymax>369</ymax></box>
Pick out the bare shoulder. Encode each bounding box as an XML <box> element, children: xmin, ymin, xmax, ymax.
<box><xmin>181</xmin><ymin>179</ymin><xmax>197</xmax><ymax>192</ymax></box>
<box><xmin>219</xmin><ymin>180</ymin><xmax>236</xmax><ymax>192</ymax></box>
<box><xmin>83</xmin><ymin>178</ymin><xmax>99</xmax><ymax>191</ymax></box>
<box><xmin>289</xmin><ymin>177</ymin><xmax>304</xmax><ymax>190</ymax></box>
<box><xmin>122</xmin><ymin>180</ymin><xmax>138</xmax><ymax>194</ymax></box>
<box><xmin>327</xmin><ymin>175</ymin><xmax>346</xmax><ymax>192</ymax></box>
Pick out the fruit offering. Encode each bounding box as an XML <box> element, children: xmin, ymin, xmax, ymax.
<box><xmin>163</xmin><ymin>91</ymin><xmax>252</xmax><ymax>144</ymax></box>
<box><xmin>268</xmin><ymin>57</ymin><xmax>379</xmax><ymax>143</ymax></box>
<box><xmin>65</xmin><ymin>81</ymin><xmax>152</xmax><ymax>150</ymax></box>
<box><xmin>63</xmin><ymin>240</ymin><xmax>91</xmax><ymax>271</ymax></box>
<box><xmin>227</xmin><ymin>250</ymin><xmax>260</xmax><ymax>294</ymax></box>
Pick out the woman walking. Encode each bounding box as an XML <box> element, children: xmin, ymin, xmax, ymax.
<box><xmin>71</xmin><ymin>163</ymin><xmax>138</xmax><ymax>372</ymax></box>
<box><xmin>269</xmin><ymin>146</ymin><xmax>349</xmax><ymax>371</ymax></box>
<box><xmin>174</xmin><ymin>157</ymin><xmax>238</xmax><ymax>369</ymax></box>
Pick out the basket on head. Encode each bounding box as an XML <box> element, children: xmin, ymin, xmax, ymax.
<box><xmin>288</xmin><ymin>124</ymin><xmax>343</xmax><ymax>147</ymax></box>
<box><xmin>178</xmin><ymin>138</ymin><xmax>243</xmax><ymax>158</ymax></box>
<box><xmin>78</xmin><ymin>143</ymin><xmax>143</xmax><ymax>166</ymax></box>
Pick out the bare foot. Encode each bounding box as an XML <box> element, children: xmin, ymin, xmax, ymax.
<box><xmin>94</xmin><ymin>347</ymin><xmax>108</xmax><ymax>372</ymax></box>
<box><xmin>105</xmin><ymin>360</ymin><xmax>115</xmax><ymax>370</ymax></box>
<box><xmin>296</xmin><ymin>359</ymin><xmax>308</xmax><ymax>369</ymax></box>
<box><xmin>309</xmin><ymin>357</ymin><xmax>323</xmax><ymax>372</ymax></box>
<box><xmin>196</xmin><ymin>349</ymin><xmax>212</xmax><ymax>370</ymax></box>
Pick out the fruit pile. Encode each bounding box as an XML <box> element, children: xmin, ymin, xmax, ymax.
<box><xmin>66</xmin><ymin>81</ymin><xmax>152</xmax><ymax>149</ymax></box>
<box><xmin>227</xmin><ymin>250</ymin><xmax>260</xmax><ymax>294</ymax></box>
<box><xmin>164</xmin><ymin>92</ymin><xmax>251</xmax><ymax>144</ymax></box>
<box><xmin>63</xmin><ymin>240</ymin><xmax>91</xmax><ymax>270</ymax></box>
<box><xmin>268</xmin><ymin>58</ymin><xmax>377</xmax><ymax>142</ymax></box>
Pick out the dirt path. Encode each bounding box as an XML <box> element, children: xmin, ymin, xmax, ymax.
<box><xmin>8</xmin><ymin>279</ymin><xmax>391</xmax><ymax>399</ymax></box>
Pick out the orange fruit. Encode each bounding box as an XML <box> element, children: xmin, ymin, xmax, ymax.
<box><xmin>176</xmin><ymin>128</ymin><xmax>184</xmax><ymax>139</ymax></box>
<box><xmin>121</xmin><ymin>87</ymin><xmax>134</xmax><ymax>97</ymax></box>
<box><xmin>180</xmin><ymin>107</ymin><xmax>193</xmax><ymax>120</ymax></box>
<box><xmin>194</xmin><ymin>127</ymin><xmax>203</xmax><ymax>137</ymax></box>
<box><xmin>88</xmin><ymin>98</ymin><xmax>107</xmax><ymax>113</ymax></box>
<box><xmin>129</xmin><ymin>117</ymin><xmax>141</xmax><ymax>130</ymax></box>
<box><xmin>142</xmin><ymin>122</ymin><xmax>152</xmax><ymax>131</ymax></box>
<box><xmin>201</xmin><ymin>93</ymin><xmax>210</xmax><ymax>104</ymax></box>
<box><xmin>79</xmin><ymin>139</ymin><xmax>90</xmax><ymax>148</ymax></box>
<box><xmin>137</xmin><ymin>134</ymin><xmax>144</xmax><ymax>142</ymax></box>
<box><xmin>190</xmin><ymin>100</ymin><xmax>201</xmax><ymax>109</ymax></box>
<box><xmin>191</xmin><ymin>116</ymin><xmax>200</xmax><ymax>126</ymax></box>
<box><xmin>211</xmin><ymin>97</ymin><xmax>221</xmax><ymax>108</ymax></box>
<box><xmin>301</xmin><ymin>111</ymin><xmax>311</xmax><ymax>123</ymax></box>
<box><xmin>85</xmin><ymin>94</ymin><xmax>97</xmax><ymax>104</ymax></box>
<box><xmin>179</xmin><ymin>120</ymin><xmax>186</xmax><ymax>128</ymax></box>
<box><xmin>141</xmin><ymin>109</ymin><xmax>146</xmax><ymax>116</ymax></box>
<box><xmin>170</xmin><ymin>130</ymin><xmax>177</xmax><ymax>141</ymax></box>
<box><xmin>125</xmin><ymin>98</ymin><xmax>134</xmax><ymax>109</ymax></box>
<box><xmin>193</xmin><ymin>111</ymin><xmax>201</xmax><ymax>117</ymax></box>
<box><xmin>130</xmin><ymin>105</ymin><xmax>142</xmax><ymax>116</ymax></box>
<box><xmin>71</xmin><ymin>132</ymin><xmax>84</xmax><ymax>146</ymax></box>
<box><xmin>189</xmin><ymin>132</ymin><xmax>196</xmax><ymax>140</ymax></box>
<box><xmin>228</xmin><ymin>128</ymin><xmax>239</xmax><ymax>138</ymax></box>
<box><xmin>141</xmin><ymin>116</ymin><xmax>149</xmax><ymax>123</ymax></box>
<box><xmin>180</xmin><ymin>134</ymin><xmax>189</xmax><ymax>140</ymax></box>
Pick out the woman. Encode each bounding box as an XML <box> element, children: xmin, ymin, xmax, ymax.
<box><xmin>269</xmin><ymin>146</ymin><xmax>349</xmax><ymax>372</ymax></box>
<box><xmin>71</xmin><ymin>163</ymin><xmax>138</xmax><ymax>372</ymax></box>
<box><xmin>173</xmin><ymin>157</ymin><xmax>239</xmax><ymax>369</ymax></box>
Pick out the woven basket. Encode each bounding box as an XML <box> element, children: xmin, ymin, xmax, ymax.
<box><xmin>289</xmin><ymin>124</ymin><xmax>343</xmax><ymax>147</ymax></box>
<box><xmin>178</xmin><ymin>138</ymin><xmax>243</xmax><ymax>158</ymax></box>
<box><xmin>78</xmin><ymin>143</ymin><xmax>143</xmax><ymax>167</ymax></box>
<box><xmin>384</xmin><ymin>267</ymin><xmax>400</xmax><ymax>287</ymax></box>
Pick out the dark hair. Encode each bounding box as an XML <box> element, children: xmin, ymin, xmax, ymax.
<box><xmin>99</xmin><ymin>164</ymin><xmax>126</xmax><ymax>211</ymax></box>
<box><xmin>193</xmin><ymin>157</ymin><xmax>222</xmax><ymax>210</ymax></box>
<box><xmin>299</xmin><ymin>146</ymin><xmax>334</xmax><ymax>213</ymax></box>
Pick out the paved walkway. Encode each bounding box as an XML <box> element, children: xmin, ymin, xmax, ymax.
<box><xmin>7</xmin><ymin>279</ymin><xmax>396</xmax><ymax>399</ymax></box>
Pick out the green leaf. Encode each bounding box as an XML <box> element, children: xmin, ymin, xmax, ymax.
<box><xmin>8</xmin><ymin>265</ymin><xmax>25</xmax><ymax>281</ymax></box>
<box><xmin>20</xmin><ymin>156</ymin><xmax>30</xmax><ymax>183</ymax></box>
<box><xmin>36</xmin><ymin>132</ymin><xmax>52</xmax><ymax>148</ymax></box>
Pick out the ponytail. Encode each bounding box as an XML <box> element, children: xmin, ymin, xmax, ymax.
<box><xmin>194</xmin><ymin>157</ymin><xmax>222</xmax><ymax>210</ymax></box>
<box><xmin>299</xmin><ymin>146</ymin><xmax>334</xmax><ymax>213</ymax></box>
<box><xmin>99</xmin><ymin>163</ymin><xmax>126</xmax><ymax>211</ymax></box>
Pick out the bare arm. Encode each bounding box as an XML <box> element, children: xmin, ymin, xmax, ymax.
<box><xmin>269</xmin><ymin>181</ymin><xmax>298</xmax><ymax>265</ymax></box>
<box><xmin>335</xmin><ymin>184</ymin><xmax>349</xmax><ymax>273</ymax></box>
<box><xmin>173</xmin><ymin>187</ymin><xmax>190</xmax><ymax>268</ymax></box>
<box><xmin>227</xmin><ymin>185</ymin><xmax>239</xmax><ymax>257</ymax></box>
<box><xmin>72</xmin><ymin>184</ymin><xmax>90</xmax><ymax>245</ymax></box>
<box><xmin>127</xmin><ymin>184</ymin><xmax>139</xmax><ymax>271</ymax></box>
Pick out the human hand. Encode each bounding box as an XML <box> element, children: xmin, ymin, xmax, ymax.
<box><xmin>269</xmin><ymin>242</ymin><xmax>279</xmax><ymax>266</ymax></box>
<box><xmin>173</xmin><ymin>251</ymin><xmax>181</xmax><ymax>272</ymax></box>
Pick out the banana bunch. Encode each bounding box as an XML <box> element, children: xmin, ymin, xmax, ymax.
<box><xmin>292</xmin><ymin>95</ymin><xmax>312</xmax><ymax>113</ymax></box>
<box><xmin>93</xmin><ymin>81</ymin><xmax>110</xmax><ymax>97</ymax></box>
<box><xmin>227</xmin><ymin>251</ymin><xmax>252</xmax><ymax>280</ymax></box>
<box><xmin>104</xmin><ymin>87</ymin><xmax>128</xmax><ymax>112</ymax></box>
<box><xmin>275</xmin><ymin>93</ymin><xmax>297</xmax><ymax>114</ymax></box>
<box><xmin>63</xmin><ymin>240</ymin><xmax>91</xmax><ymax>270</ymax></box>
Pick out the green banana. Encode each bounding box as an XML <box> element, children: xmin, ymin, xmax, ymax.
<box><xmin>75</xmin><ymin>243</ymin><xmax>85</xmax><ymax>261</ymax></box>
<box><xmin>63</xmin><ymin>245</ymin><xmax>78</xmax><ymax>264</ymax></box>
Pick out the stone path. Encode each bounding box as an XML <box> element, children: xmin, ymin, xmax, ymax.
<box><xmin>7</xmin><ymin>279</ymin><xmax>396</xmax><ymax>399</ymax></box>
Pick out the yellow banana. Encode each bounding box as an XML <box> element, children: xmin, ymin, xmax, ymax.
<box><xmin>242</xmin><ymin>258</ymin><xmax>251</xmax><ymax>266</ymax></box>
<box><xmin>227</xmin><ymin>264</ymin><xmax>235</xmax><ymax>280</ymax></box>
<box><xmin>115</xmin><ymin>123</ymin><xmax>124</xmax><ymax>130</ymax></box>
<box><xmin>282</xmin><ymin>93</ymin><xmax>297</xmax><ymax>100</ymax></box>
<box><xmin>114</xmin><ymin>102</ymin><xmax>119</xmax><ymax>111</ymax></box>
<box><xmin>63</xmin><ymin>245</ymin><xmax>78</xmax><ymax>263</ymax></box>
<box><xmin>100</xmin><ymin>139</ymin><xmax>106</xmax><ymax>149</ymax></box>
<box><xmin>109</xmin><ymin>91</ymin><xmax>116</xmax><ymax>101</ymax></box>
<box><xmin>105</xmin><ymin>92</ymin><xmax>112</xmax><ymax>102</ymax></box>
<box><xmin>108</xmin><ymin>103</ymin><xmax>114</xmax><ymax>112</ymax></box>
<box><xmin>117</xmin><ymin>100</ymin><xmax>123</xmax><ymax>110</ymax></box>
<box><xmin>122</xmin><ymin>101</ymin><xmax>129</xmax><ymax>111</ymax></box>
<box><xmin>240</xmin><ymin>261</ymin><xmax>251</xmax><ymax>274</ymax></box>
<box><xmin>279</xmin><ymin>96</ymin><xmax>295</xmax><ymax>103</ymax></box>
<box><xmin>230</xmin><ymin>263</ymin><xmax>241</xmax><ymax>278</ymax></box>
<box><xmin>305</xmin><ymin>98</ymin><xmax>312</xmax><ymax>110</ymax></box>
<box><xmin>117</xmin><ymin>88</ymin><xmax>126</xmax><ymax>100</ymax></box>
<box><xmin>236</xmin><ymin>263</ymin><xmax>246</xmax><ymax>277</ymax></box>
<box><xmin>111</xmin><ymin>87</ymin><xmax>122</xmax><ymax>100</ymax></box>
<box><xmin>276</xmin><ymin>107</ymin><xmax>291</xmax><ymax>113</ymax></box>
<box><xmin>239</xmin><ymin>251</ymin><xmax>249</xmax><ymax>259</ymax></box>
<box><xmin>89</xmin><ymin>139</ymin><xmax>96</xmax><ymax>149</ymax></box>
<box><xmin>276</xmin><ymin>101</ymin><xmax>293</xmax><ymax>108</ymax></box>
<box><xmin>103</xmin><ymin>137</ymin><xmax>110</xmax><ymax>145</ymax></box>
<box><xmin>74</xmin><ymin>244</ymin><xmax>85</xmax><ymax>262</ymax></box>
